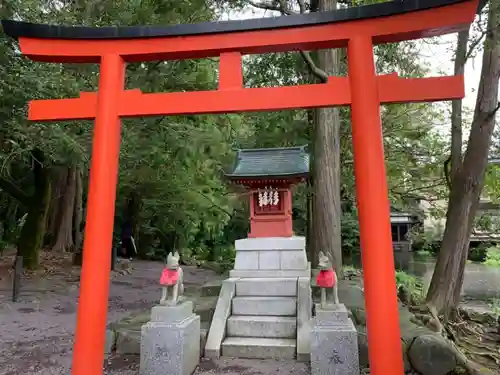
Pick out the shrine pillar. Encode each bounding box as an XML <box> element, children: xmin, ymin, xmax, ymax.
<box><xmin>348</xmin><ymin>37</ymin><xmax>404</xmax><ymax>375</ymax></box>
<box><xmin>72</xmin><ymin>55</ymin><xmax>125</xmax><ymax>375</ymax></box>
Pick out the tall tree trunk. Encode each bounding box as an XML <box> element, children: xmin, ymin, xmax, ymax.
<box><xmin>124</xmin><ymin>190</ymin><xmax>141</xmax><ymax>239</ymax></box>
<box><xmin>45</xmin><ymin>166</ymin><xmax>69</xmax><ymax>246</ymax></box>
<box><xmin>52</xmin><ymin>166</ymin><xmax>77</xmax><ymax>252</ymax></box>
<box><xmin>312</xmin><ymin>0</ymin><xmax>343</xmax><ymax>275</ymax></box>
<box><xmin>426</xmin><ymin>0</ymin><xmax>500</xmax><ymax>317</ymax></box>
<box><xmin>447</xmin><ymin>27</ymin><xmax>471</xmax><ymax>311</ymax></box>
<box><xmin>306</xmin><ymin>178</ymin><xmax>315</xmax><ymax>262</ymax></box>
<box><xmin>17</xmin><ymin>149</ymin><xmax>51</xmax><ymax>269</ymax></box>
<box><xmin>73</xmin><ymin>168</ymin><xmax>83</xmax><ymax>253</ymax></box>
<box><xmin>449</xmin><ymin>28</ymin><xmax>470</xmax><ymax>182</ymax></box>
<box><xmin>306</xmin><ymin>105</ymin><xmax>318</xmax><ymax>264</ymax></box>
<box><xmin>123</xmin><ymin>190</ymin><xmax>142</xmax><ymax>256</ymax></box>
<box><xmin>71</xmin><ymin>168</ymin><xmax>84</xmax><ymax>266</ymax></box>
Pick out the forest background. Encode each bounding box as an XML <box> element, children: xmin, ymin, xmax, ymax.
<box><xmin>0</xmin><ymin>0</ymin><xmax>499</xmax><ymax>317</ymax></box>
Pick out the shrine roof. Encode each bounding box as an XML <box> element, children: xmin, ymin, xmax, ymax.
<box><xmin>1</xmin><ymin>0</ymin><xmax>485</xmax><ymax>40</ymax></box>
<box><xmin>226</xmin><ymin>146</ymin><xmax>309</xmax><ymax>180</ymax></box>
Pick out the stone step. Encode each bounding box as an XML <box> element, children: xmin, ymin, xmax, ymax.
<box><xmin>235</xmin><ymin>278</ymin><xmax>297</xmax><ymax>297</ymax></box>
<box><xmin>221</xmin><ymin>337</ymin><xmax>296</xmax><ymax>359</ymax></box>
<box><xmin>226</xmin><ymin>315</ymin><xmax>296</xmax><ymax>338</ymax></box>
<box><xmin>232</xmin><ymin>296</ymin><xmax>297</xmax><ymax>316</ymax></box>
<box><xmin>201</xmin><ymin>271</ymin><xmax>351</xmax><ymax>299</ymax></box>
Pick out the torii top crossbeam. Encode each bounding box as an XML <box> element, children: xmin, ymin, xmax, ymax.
<box><xmin>1</xmin><ymin>1</ymin><xmax>480</xmax><ymax>375</ymax></box>
<box><xmin>2</xmin><ymin>0</ymin><xmax>481</xmax><ymax>121</ymax></box>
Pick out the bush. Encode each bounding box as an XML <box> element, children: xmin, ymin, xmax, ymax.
<box><xmin>469</xmin><ymin>245</ymin><xmax>489</xmax><ymax>262</ymax></box>
<box><xmin>414</xmin><ymin>249</ymin><xmax>433</xmax><ymax>259</ymax></box>
<box><xmin>210</xmin><ymin>244</ymin><xmax>236</xmax><ymax>272</ymax></box>
<box><xmin>396</xmin><ymin>271</ymin><xmax>425</xmax><ymax>305</ymax></box>
<box><xmin>341</xmin><ymin>210</ymin><xmax>360</xmax><ymax>256</ymax></box>
<box><xmin>488</xmin><ymin>298</ymin><xmax>500</xmax><ymax>318</ymax></box>
<box><xmin>483</xmin><ymin>246</ymin><xmax>500</xmax><ymax>267</ymax></box>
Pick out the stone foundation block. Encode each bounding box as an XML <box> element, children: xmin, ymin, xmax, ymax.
<box><xmin>314</xmin><ymin>303</ymin><xmax>349</xmax><ymax>326</ymax></box>
<box><xmin>232</xmin><ymin>237</ymin><xmax>308</xmax><ymax>276</ymax></box>
<box><xmin>140</xmin><ymin>301</ymin><xmax>200</xmax><ymax>375</ymax></box>
<box><xmin>150</xmin><ymin>301</ymin><xmax>193</xmax><ymax>323</ymax></box>
<box><xmin>310</xmin><ymin>304</ymin><xmax>359</xmax><ymax>375</ymax></box>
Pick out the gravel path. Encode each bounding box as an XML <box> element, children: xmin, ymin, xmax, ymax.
<box><xmin>0</xmin><ymin>257</ymin><xmax>310</xmax><ymax>375</ymax></box>
<box><xmin>0</xmin><ymin>259</ymin><xmax>215</xmax><ymax>375</ymax></box>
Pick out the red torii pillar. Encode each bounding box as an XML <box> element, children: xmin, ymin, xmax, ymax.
<box><xmin>1</xmin><ymin>1</ymin><xmax>479</xmax><ymax>374</ymax></box>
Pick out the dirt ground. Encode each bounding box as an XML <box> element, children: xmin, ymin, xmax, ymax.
<box><xmin>0</xmin><ymin>252</ymin><xmax>310</xmax><ymax>375</ymax></box>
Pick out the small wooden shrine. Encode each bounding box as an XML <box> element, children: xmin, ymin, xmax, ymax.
<box><xmin>225</xmin><ymin>145</ymin><xmax>310</xmax><ymax>238</ymax></box>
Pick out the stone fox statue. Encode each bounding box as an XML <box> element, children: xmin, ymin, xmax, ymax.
<box><xmin>316</xmin><ymin>251</ymin><xmax>339</xmax><ymax>306</ymax></box>
<box><xmin>159</xmin><ymin>251</ymin><xmax>184</xmax><ymax>305</ymax></box>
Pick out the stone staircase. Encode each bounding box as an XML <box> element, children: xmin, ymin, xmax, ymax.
<box><xmin>205</xmin><ymin>237</ymin><xmax>311</xmax><ymax>360</ymax></box>
<box><xmin>221</xmin><ymin>277</ymin><xmax>298</xmax><ymax>359</ymax></box>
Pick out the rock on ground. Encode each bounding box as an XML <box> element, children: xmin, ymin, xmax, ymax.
<box><xmin>407</xmin><ymin>335</ymin><xmax>457</xmax><ymax>375</ymax></box>
<box><xmin>335</xmin><ymin>275</ymin><xmax>500</xmax><ymax>375</ymax></box>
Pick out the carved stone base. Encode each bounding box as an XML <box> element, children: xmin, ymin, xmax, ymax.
<box><xmin>140</xmin><ymin>301</ymin><xmax>200</xmax><ymax>375</ymax></box>
<box><xmin>310</xmin><ymin>303</ymin><xmax>359</xmax><ymax>375</ymax></box>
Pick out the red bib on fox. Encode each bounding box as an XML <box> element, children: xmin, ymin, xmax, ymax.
<box><xmin>160</xmin><ymin>269</ymin><xmax>179</xmax><ymax>285</ymax></box>
<box><xmin>316</xmin><ymin>269</ymin><xmax>335</xmax><ymax>288</ymax></box>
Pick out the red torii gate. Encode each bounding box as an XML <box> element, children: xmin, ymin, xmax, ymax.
<box><xmin>1</xmin><ymin>1</ymin><xmax>479</xmax><ymax>374</ymax></box>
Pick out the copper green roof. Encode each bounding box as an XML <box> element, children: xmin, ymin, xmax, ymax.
<box><xmin>226</xmin><ymin>145</ymin><xmax>310</xmax><ymax>179</ymax></box>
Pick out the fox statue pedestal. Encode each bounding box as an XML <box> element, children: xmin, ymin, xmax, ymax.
<box><xmin>140</xmin><ymin>301</ymin><xmax>200</xmax><ymax>375</ymax></box>
<box><xmin>311</xmin><ymin>252</ymin><xmax>359</xmax><ymax>375</ymax></box>
<box><xmin>140</xmin><ymin>252</ymin><xmax>199</xmax><ymax>375</ymax></box>
<box><xmin>310</xmin><ymin>304</ymin><xmax>359</xmax><ymax>375</ymax></box>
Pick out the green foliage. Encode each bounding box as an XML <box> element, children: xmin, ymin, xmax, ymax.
<box><xmin>488</xmin><ymin>298</ymin><xmax>500</xmax><ymax>317</ymax></box>
<box><xmin>483</xmin><ymin>246</ymin><xmax>500</xmax><ymax>267</ymax></box>
<box><xmin>1</xmin><ymin>0</ymin><xmax>490</xmax><ymax>270</ymax></box>
<box><xmin>342</xmin><ymin>265</ymin><xmax>357</xmax><ymax>273</ymax></box>
<box><xmin>341</xmin><ymin>210</ymin><xmax>360</xmax><ymax>255</ymax></box>
<box><xmin>396</xmin><ymin>270</ymin><xmax>425</xmax><ymax>304</ymax></box>
<box><xmin>415</xmin><ymin>250</ymin><xmax>433</xmax><ymax>258</ymax></box>
<box><xmin>0</xmin><ymin>0</ymin><xmax>244</xmax><ymax>263</ymax></box>
<box><xmin>410</xmin><ymin>226</ymin><xmax>443</xmax><ymax>254</ymax></box>
<box><xmin>469</xmin><ymin>243</ymin><xmax>491</xmax><ymax>262</ymax></box>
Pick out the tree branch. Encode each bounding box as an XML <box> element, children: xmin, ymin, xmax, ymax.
<box><xmin>465</xmin><ymin>30</ymin><xmax>487</xmax><ymax>61</ymax></box>
<box><xmin>464</xmin><ymin>9</ymin><xmax>488</xmax><ymax>61</ymax></box>
<box><xmin>485</xmin><ymin>101</ymin><xmax>500</xmax><ymax>123</ymax></box>
<box><xmin>444</xmin><ymin>155</ymin><xmax>452</xmax><ymax>190</ymax></box>
<box><xmin>246</xmin><ymin>0</ymin><xmax>295</xmax><ymax>14</ymax></box>
<box><xmin>0</xmin><ymin>178</ymin><xmax>30</xmax><ymax>205</ymax></box>
<box><xmin>246</xmin><ymin>0</ymin><xmax>329</xmax><ymax>82</ymax></box>
<box><xmin>391</xmin><ymin>180</ymin><xmax>447</xmax><ymax>199</ymax></box>
<box><xmin>297</xmin><ymin>0</ymin><xmax>306</xmax><ymax>13</ymax></box>
<box><xmin>300</xmin><ymin>51</ymin><xmax>329</xmax><ymax>82</ymax></box>
<box><xmin>196</xmin><ymin>191</ymin><xmax>233</xmax><ymax>218</ymax></box>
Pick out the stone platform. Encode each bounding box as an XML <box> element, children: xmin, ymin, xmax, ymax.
<box><xmin>230</xmin><ymin>237</ymin><xmax>310</xmax><ymax>278</ymax></box>
<box><xmin>206</xmin><ymin>236</ymin><xmax>311</xmax><ymax>361</ymax></box>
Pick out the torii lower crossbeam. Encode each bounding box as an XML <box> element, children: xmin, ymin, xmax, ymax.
<box><xmin>1</xmin><ymin>1</ymin><xmax>480</xmax><ymax>375</ymax></box>
<box><xmin>28</xmin><ymin>73</ymin><xmax>464</xmax><ymax>120</ymax></box>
